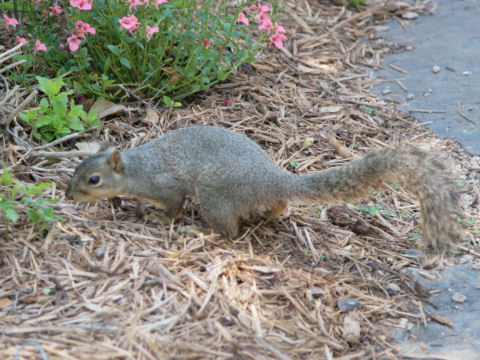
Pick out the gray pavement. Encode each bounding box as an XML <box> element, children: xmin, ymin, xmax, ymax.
<box><xmin>374</xmin><ymin>0</ymin><xmax>480</xmax><ymax>154</ymax></box>
<box><xmin>389</xmin><ymin>264</ymin><xmax>480</xmax><ymax>359</ymax></box>
<box><xmin>373</xmin><ymin>1</ymin><xmax>480</xmax><ymax>358</ymax></box>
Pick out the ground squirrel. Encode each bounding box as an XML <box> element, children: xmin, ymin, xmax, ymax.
<box><xmin>66</xmin><ymin>125</ymin><xmax>461</xmax><ymax>255</ymax></box>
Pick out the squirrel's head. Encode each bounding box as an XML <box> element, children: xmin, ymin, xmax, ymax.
<box><xmin>66</xmin><ymin>144</ymin><xmax>126</xmax><ymax>202</ymax></box>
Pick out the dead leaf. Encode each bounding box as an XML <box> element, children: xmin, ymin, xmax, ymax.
<box><xmin>90</xmin><ymin>99</ymin><xmax>126</xmax><ymax>119</ymax></box>
<box><xmin>343</xmin><ymin>312</ymin><xmax>361</xmax><ymax>343</ymax></box>
<box><xmin>75</xmin><ymin>141</ymin><xmax>101</xmax><ymax>153</ymax></box>
<box><xmin>429</xmin><ymin>313</ymin><xmax>453</xmax><ymax>327</ymax></box>
<box><xmin>144</xmin><ymin>108</ymin><xmax>159</xmax><ymax>125</ymax></box>
<box><xmin>0</xmin><ymin>298</ymin><xmax>12</xmax><ymax>309</ymax></box>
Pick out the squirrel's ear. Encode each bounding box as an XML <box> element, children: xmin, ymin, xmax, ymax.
<box><xmin>98</xmin><ymin>141</ymin><xmax>111</xmax><ymax>153</ymax></box>
<box><xmin>107</xmin><ymin>150</ymin><xmax>125</xmax><ymax>173</ymax></box>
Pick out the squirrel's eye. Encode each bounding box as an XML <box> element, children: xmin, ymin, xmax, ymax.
<box><xmin>88</xmin><ymin>176</ymin><xmax>100</xmax><ymax>185</ymax></box>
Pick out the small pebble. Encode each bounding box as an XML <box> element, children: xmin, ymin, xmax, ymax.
<box><xmin>406</xmin><ymin>93</ymin><xmax>415</xmax><ymax>101</ymax></box>
<box><xmin>451</xmin><ymin>292</ymin><xmax>466</xmax><ymax>303</ymax></box>
<box><xmin>336</xmin><ymin>298</ymin><xmax>362</xmax><ymax>313</ymax></box>
<box><xmin>386</xmin><ymin>283</ymin><xmax>401</xmax><ymax>296</ymax></box>
<box><xmin>402</xmin><ymin>12</ymin><xmax>419</xmax><ymax>20</ymax></box>
<box><xmin>309</xmin><ymin>287</ymin><xmax>326</xmax><ymax>298</ymax></box>
<box><xmin>463</xmin><ymin>71</ymin><xmax>471</xmax><ymax>76</ymax></box>
<box><xmin>95</xmin><ymin>244</ymin><xmax>107</xmax><ymax>258</ymax></box>
<box><xmin>414</xmin><ymin>280</ymin><xmax>431</xmax><ymax>298</ymax></box>
<box><xmin>432</xmin><ymin>66</ymin><xmax>440</xmax><ymax>73</ymax></box>
<box><xmin>382</xmin><ymin>88</ymin><xmax>392</xmax><ymax>95</ymax></box>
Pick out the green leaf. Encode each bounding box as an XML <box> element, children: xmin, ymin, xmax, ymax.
<box><xmin>104</xmin><ymin>56</ymin><xmax>112</xmax><ymax>72</ymax></box>
<box><xmin>119</xmin><ymin>57</ymin><xmax>131</xmax><ymax>69</ymax></box>
<box><xmin>3</xmin><ymin>207</ymin><xmax>19</xmax><ymax>222</ymax></box>
<box><xmin>36</xmin><ymin>114</ymin><xmax>54</xmax><ymax>127</ymax></box>
<box><xmin>68</xmin><ymin>100</ymin><xmax>86</xmax><ymax>119</ymax></box>
<box><xmin>0</xmin><ymin>167</ymin><xmax>14</xmax><ymax>186</ymax></box>
<box><xmin>107</xmin><ymin>45</ymin><xmax>121</xmax><ymax>56</ymax></box>
<box><xmin>52</xmin><ymin>99</ymin><xmax>68</xmax><ymax>117</ymax></box>
<box><xmin>18</xmin><ymin>112</ymin><xmax>31</xmax><ymax>124</ymax></box>
<box><xmin>163</xmin><ymin>96</ymin><xmax>173</xmax><ymax>106</ymax></box>
<box><xmin>302</xmin><ymin>137</ymin><xmax>314</xmax><ymax>147</ymax></box>
<box><xmin>70</xmin><ymin>122</ymin><xmax>85</xmax><ymax>131</ymax></box>
<box><xmin>37</xmin><ymin>76</ymin><xmax>63</xmax><ymax>100</ymax></box>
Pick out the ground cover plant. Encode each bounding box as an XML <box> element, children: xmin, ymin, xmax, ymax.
<box><xmin>0</xmin><ymin>166</ymin><xmax>59</xmax><ymax>235</ymax></box>
<box><xmin>3</xmin><ymin>0</ymin><xmax>286</xmax><ymax>104</ymax></box>
<box><xmin>19</xmin><ymin>76</ymin><xmax>99</xmax><ymax>141</ymax></box>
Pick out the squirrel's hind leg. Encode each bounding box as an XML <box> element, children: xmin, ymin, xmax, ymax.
<box><xmin>198</xmin><ymin>194</ymin><xmax>239</xmax><ymax>238</ymax></box>
<box><xmin>263</xmin><ymin>201</ymin><xmax>287</xmax><ymax>218</ymax></box>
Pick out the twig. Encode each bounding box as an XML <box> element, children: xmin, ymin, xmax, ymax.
<box><xmin>30</xmin><ymin>150</ymin><xmax>95</xmax><ymax>159</ymax></box>
<box><xmin>0</xmin><ymin>59</ymin><xmax>27</xmax><ymax>75</ymax></box>
<box><xmin>118</xmin><ymin>84</ymin><xmax>151</xmax><ymax>108</ymax></box>
<box><xmin>408</xmin><ymin>109</ymin><xmax>446</xmax><ymax>114</ymax></box>
<box><xmin>457</xmin><ymin>103</ymin><xmax>477</xmax><ymax>125</ymax></box>
<box><xmin>0</xmin><ymin>51</ymin><xmax>22</xmax><ymax>66</ymax></box>
<box><xmin>1</xmin><ymin>89</ymin><xmax>38</xmax><ymax>126</ymax></box>
<box><xmin>0</xmin><ymin>42</ymin><xmax>25</xmax><ymax>60</ymax></box>
<box><xmin>0</xmin><ymin>84</ymin><xmax>20</xmax><ymax>107</ymax></box>
<box><xmin>395</xmin><ymin>79</ymin><xmax>408</xmax><ymax>92</ymax></box>
<box><xmin>32</xmin><ymin>132</ymin><xmax>84</xmax><ymax>151</ymax></box>
<box><xmin>388</xmin><ymin>64</ymin><xmax>409</xmax><ymax>74</ymax></box>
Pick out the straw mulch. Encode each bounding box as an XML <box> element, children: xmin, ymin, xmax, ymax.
<box><xmin>1</xmin><ymin>0</ymin><xmax>479</xmax><ymax>359</ymax></box>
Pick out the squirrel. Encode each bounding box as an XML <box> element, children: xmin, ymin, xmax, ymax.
<box><xmin>66</xmin><ymin>125</ymin><xmax>461</xmax><ymax>256</ymax></box>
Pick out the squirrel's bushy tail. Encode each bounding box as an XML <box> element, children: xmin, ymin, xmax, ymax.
<box><xmin>291</xmin><ymin>146</ymin><xmax>462</xmax><ymax>255</ymax></box>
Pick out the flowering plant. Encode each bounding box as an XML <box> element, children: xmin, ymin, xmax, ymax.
<box><xmin>3</xmin><ymin>1</ymin><xmax>286</xmax><ymax>104</ymax></box>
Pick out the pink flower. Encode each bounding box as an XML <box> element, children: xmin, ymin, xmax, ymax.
<box><xmin>269</xmin><ymin>31</ymin><xmax>287</xmax><ymax>49</ymax></box>
<box><xmin>274</xmin><ymin>23</ymin><xmax>286</xmax><ymax>34</ymax></box>
<box><xmin>70</xmin><ymin>0</ymin><xmax>92</xmax><ymax>10</ymax></box>
<box><xmin>67</xmin><ymin>34</ymin><xmax>82</xmax><ymax>52</ymax></box>
<box><xmin>146</xmin><ymin>25</ymin><xmax>159</xmax><ymax>40</ymax></box>
<box><xmin>154</xmin><ymin>0</ymin><xmax>168</xmax><ymax>9</ymax></box>
<box><xmin>75</xmin><ymin>20</ymin><xmax>96</xmax><ymax>37</ymax></box>
<box><xmin>203</xmin><ymin>38</ymin><xmax>212</xmax><ymax>48</ymax></box>
<box><xmin>236</xmin><ymin>12</ymin><xmax>248</xmax><ymax>25</ymax></box>
<box><xmin>244</xmin><ymin>4</ymin><xmax>257</xmax><ymax>13</ymax></box>
<box><xmin>257</xmin><ymin>4</ymin><xmax>271</xmax><ymax>14</ymax></box>
<box><xmin>16</xmin><ymin>36</ymin><xmax>28</xmax><ymax>45</ymax></box>
<box><xmin>3</xmin><ymin>14</ymin><xmax>19</xmax><ymax>30</ymax></box>
<box><xmin>119</xmin><ymin>15</ymin><xmax>139</xmax><ymax>34</ymax></box>
<box><xmin>49</xmin><ymin>5</ymin><xmax>63</xmax><ymax>16</ymax></box>
<box><xmin>34</xmin><ymin>40</ymin><xmax>47</xmax><ymax>54</ymax></box>
<box><xmin>128</xmin><ymin>0</ymin><xmax>143</xmax><ymax>9</ymax></box>
<box><xmin>258</xmin><ymin>17</ymin><xmax>273</xmax><ymax>31</ymax></box>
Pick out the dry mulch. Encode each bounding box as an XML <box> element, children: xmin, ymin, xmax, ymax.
<box><xmin>1</xmin><ymin>0</ymin><xmax>480</xmax><ymax>359</ymax></box>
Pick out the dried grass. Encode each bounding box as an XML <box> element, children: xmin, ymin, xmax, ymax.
<box><xmin>1</xmin><ymin>1</ymin><xmax>479</xmax><ymax>359</ymax></box>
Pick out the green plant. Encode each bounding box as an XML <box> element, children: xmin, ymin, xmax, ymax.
<box><xmin>363</xmin><ymin>105</ymin><xmax>380</xmax><ymax>116</ymax></box>
<box><xmin>457</xmin><ymin>217</ymin><xmax>476</xmax><ymax>228</ymax></box>
<box><xmin>354</xmin><ymin>203</ymin><xmax>394</xmax><ymax>217</ymax></box>
<box><xmin>5</xmin><ymin>1</ymin><xmax>285</xmax><ymax>104</ymax></box>
<box><xmin>349</xmin><ymin>0</ymin><xmax>365</xmax><ymax>5</ymax></box>
<box><xmin>0</xmin><ymin>166</ymin><xmax>61</xmax><ymax>234</ymax></box>
<box><xmin>19</xmin><ymin>76</ymin><xmax>99</xmax><ymax>142</ymax></box>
